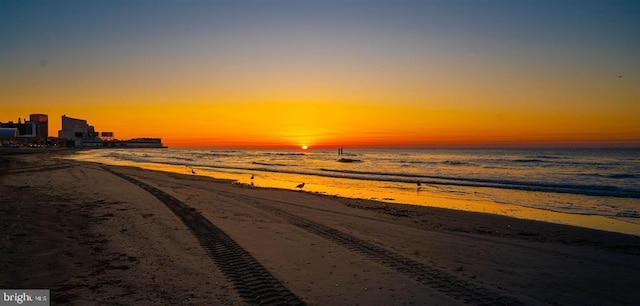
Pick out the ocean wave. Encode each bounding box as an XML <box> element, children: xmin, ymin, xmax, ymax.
<box><xmin>497</xmin><ymin>157</ymin><xmax>624</xmax><ymax>168</ymax></box>
<box><xmin>580</xmin><ymin>173</ymin><xmax>639</xmax><ymax>179</ymax></box>
<box><xmin>104</xmin><ymin>152</ymin><xmax>150</xmax><ymax>163</ymax></box>
<box><xmin>607</xmin><ymin>174</ymin><xmax>638</xmax><ymax>179</ymax></box>
<box><xmin>196</xmin><ymin>153</ymin><xmax>233</xmax><ymax>158</ymax></box>
<box><xmin>528</xmin><ymin>155</ymin><xmax>566</xmax><ymax>159</ymax></box>
<box><xmin>319</xmin><ymin>168</ymin><xmax>640</xmax><ymax>198</ymax></box>
<box><xmin>91</xmin><ymin>148</ymin><xmax>640</xmax><ymax>199</ymax></box>
<box><xmin>442</xmin><ymin>160</ymin><xmax>468</xmax><ymax>166</ymax></box>
<box><xmin>337</xmin><ymin>158</ymin><xmax>363</xmax><ymax>163</ymax></box>
<box><xmin>399</xmin><ymin>160</ymin><xmax>440</xmax><ymax>165</ymax></box>
<box><xmin>263</xmin><ymin>152</ymin><xmax>306</xmax><ymax>156</ymax></box>
<box><xmin>251</xmin><ymin>161</ymin><xmax>290</xmax><ymax>167</ymax></box>
<box><xmin>616</xmin><ymin>211</ymin><xmax>640</xmax><ymax>218</ymax></box>
<box><xmin>512</xmin><ymin>159</ymin><xmax>545</xmax><ymax>163</ymax></box>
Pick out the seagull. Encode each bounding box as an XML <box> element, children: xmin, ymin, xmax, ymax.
<box><xmin>251</xmin><ymin>174</ymin><xmax>255</xmax><ymax>180</ymax></box>
<box><xmin>191</xmin><ymin>168</ymin><xmax>196</xmax><ymax>175</ymax></box>
<box><xmin>296</xmin><ymin>182</ymin><xmax>305</xmax><ymax>189</ymax></box>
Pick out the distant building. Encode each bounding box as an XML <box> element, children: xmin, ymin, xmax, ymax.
<box><xmin>0</xmin><ymin>128</ymin><xmax>19</xmax><ymax>143</ymax></box>
<box><xmin>58</xmin><ymin>115</ymin><xmax>98</xmax><ymax>147</ymax></box>
<box><xmin>0</xmin><ymin>114</ymin><xmax>48</xmax><ymax>144</ymax></box>
<box><xmin>2</xmin><ymin>113</ymin><xmax>166</xmax><ymax>148</ymax></box>
<box><xmin>29</xmin><ymin>114</ymin><xmax>48</xmax><ymax>140</ymax></box>
<box><xmin>0</xmin><ymin>121</ymin><xmax>27</xmax><ymax>136</ymax></box>
<box><xmin>101</xmin><ymin>131</ymin><xmax>114</xmax><ymax>138</ymax></box>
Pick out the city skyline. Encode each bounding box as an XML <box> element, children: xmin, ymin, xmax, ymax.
<box><xmin>1</xmin><ymin>0</ymin><xmax>639</xmax><ymax>148</ymax></box>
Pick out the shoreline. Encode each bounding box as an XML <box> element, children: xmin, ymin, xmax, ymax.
<box><xmin>2</xmin><ymin>152</ymin><xmax>640</xmax><ymax>305</ymax></box>
<box><xmin>67</xmin><ymin>150</ymin><xmax>640</xmax><ymax>236</ymax></box>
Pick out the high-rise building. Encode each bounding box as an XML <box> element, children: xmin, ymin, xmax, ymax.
<box><xmin>29</xmin><ymin>113</ymin><xmax>48</xmax><ymax>140</ymax></box>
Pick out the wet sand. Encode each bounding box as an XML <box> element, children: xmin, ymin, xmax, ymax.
<box><xmin>1</xmin><ymin>151</ymin><xmax>639</xmax><ymax>305</ymax></box>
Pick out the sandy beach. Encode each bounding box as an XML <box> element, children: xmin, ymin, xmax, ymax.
<box><xmin>2</xmin><ymin>151</ymin><xmax>639</xmax><ymax>305</ymax></box>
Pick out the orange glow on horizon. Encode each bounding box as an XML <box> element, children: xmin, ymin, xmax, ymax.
<box><xmin>2</xmin><ymin>101</ymin><xmax>639</xmax><ymax>148</ymax></box>
<box><xmin>2</xmin><ymin>1</ymin><xmax>640</xmax><ymax>149</ymax></box>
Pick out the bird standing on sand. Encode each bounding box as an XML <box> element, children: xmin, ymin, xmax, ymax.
<box><xmin>191</xmin><ymin>168</ymin><xmax>196</xmax><ymax>175</ymax></box>
<box><xmin>296</xmin><ymin>182</ymin><xmax>305</xmax><ymax>189</ymax></box>
<box><xmin>251</xmin><ymin>174</ymin><xmax>255</xmax><ymax>180</ymax></box>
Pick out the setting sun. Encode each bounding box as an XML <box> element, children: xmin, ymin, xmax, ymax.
<box><xmin>301</xmin><ymin>145</ymin><xmax>308</xmax><ymax>150</ymax></box>
<box><xmin>1</xmin><ymin>0</ymin><xmax>638</xmax><ymax>149</ymax></box>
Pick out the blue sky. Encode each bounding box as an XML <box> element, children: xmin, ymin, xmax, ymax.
<box><xmin>3</xmin><ymin>0</ymin><xmax>638</xmax><ymax>73</ymax></box>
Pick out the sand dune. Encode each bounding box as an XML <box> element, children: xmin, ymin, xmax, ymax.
<box><xmin>1</xmin><ymin>151</ymin><xmax>639</xmax><ymax>305</ymax></box>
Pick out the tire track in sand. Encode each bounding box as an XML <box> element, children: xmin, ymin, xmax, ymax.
<box><xmin>220</xmin><ymin>191</ymin><xmax>525</xmax><ymax>306</ymax></box>
<box><xmin>103</xmin><ymin>167</ymin><xmax>304</xmax><ymax>305</ymax></box>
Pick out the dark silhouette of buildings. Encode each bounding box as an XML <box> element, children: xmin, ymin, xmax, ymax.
<box><xmin>0</xmin><ymin>114</ymin><xmax>48</xmax><ymax>145</ymax></box>
<box><xmin>2</xmin><ymin>113</ymin><xmax>165</xmax><ymax>148</ymax></box>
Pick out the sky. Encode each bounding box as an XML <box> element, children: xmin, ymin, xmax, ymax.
<box><xmin>1</xmin><ymin>0</ymin><xmax>639</xmax><ymax>148</ymax></box>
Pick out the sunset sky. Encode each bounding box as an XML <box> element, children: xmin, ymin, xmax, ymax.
<box><xmin>1</xmin><ymin>0</ymin><xmax>639</xmax><ymax>148</ymax></box>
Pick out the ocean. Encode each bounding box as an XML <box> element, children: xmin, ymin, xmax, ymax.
<box><xmin>69</xmin><ymin>147</ymin><xmax>640</xmax><ymax>235</ymax></box>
